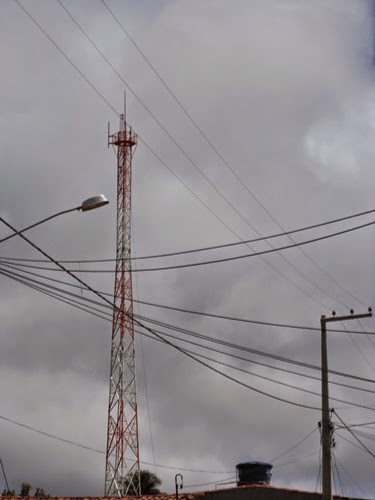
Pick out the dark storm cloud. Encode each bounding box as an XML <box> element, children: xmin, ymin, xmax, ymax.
<box><xmin>1</xmin><ymin>0</ymin><xmax>375</xmax><ymax>498</ymax></box>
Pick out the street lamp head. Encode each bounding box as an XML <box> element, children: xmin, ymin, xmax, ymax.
<box><xmin>80</xmin><ymin>194</ymin><xmax>109</xmax><ymax>212</ymax></box>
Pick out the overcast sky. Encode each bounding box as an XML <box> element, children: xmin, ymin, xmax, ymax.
<box><xmin>1</xmin><ymin>0</ymin><xmax>375</xmax><ymax>498</ymax></box>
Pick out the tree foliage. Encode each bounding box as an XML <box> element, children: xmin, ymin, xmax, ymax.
<box><xmin>121</xmin><ymin>469</ymin><xmax>162</xmax><ymax>496</ymax></box>
<box><xmin>1</xmin><ymin>483</ymin><xmax>50</xmax><ymax>498</ymax></box>
<box><xmin>20</xmin><ymin>483</ymin><xmax>32</xmax><ymax>497</ymax></box>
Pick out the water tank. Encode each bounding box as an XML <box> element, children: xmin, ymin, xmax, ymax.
<box><xmin>236</xmin><ymin>461</ymin><xmax>273</xmax><ymax>486</ymax></box>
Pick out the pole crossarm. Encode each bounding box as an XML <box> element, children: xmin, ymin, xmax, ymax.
<box><xmin>323</xmin><ymin>310</ymin><xmax>372</xmax><ymax>324</ymax></box>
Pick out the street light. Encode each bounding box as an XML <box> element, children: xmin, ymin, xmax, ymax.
<box><xmin>80</xmin><ymin>194</ymin><xmax>109</xmax><ymax>212</ymax></box>
<box><xmin>0</xmin><ymin>194</ymin><xmax>109</xmax><ymax>244</ymax></box>
<box><xmin>175</xmin><ymin>474</ymin><xmax>183</xmax><ymax>500</ymax></box>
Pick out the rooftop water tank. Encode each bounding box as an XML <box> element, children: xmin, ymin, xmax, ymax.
<box><xmin>236</xmin><ymin>461</ymin><xmax>273</xmax><ymax>486</ymax></box>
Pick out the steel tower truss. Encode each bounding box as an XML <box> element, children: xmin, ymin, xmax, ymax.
<box><xmin>105</xmin><ymin>113</ymin><xmax>140</xmax><ymax>496</ymax></box>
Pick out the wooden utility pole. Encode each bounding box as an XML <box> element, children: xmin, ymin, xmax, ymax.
<box><xmin>320</xmin><ymin>308</ymin><xmax>372</xmax><ymax>500</ymax></box>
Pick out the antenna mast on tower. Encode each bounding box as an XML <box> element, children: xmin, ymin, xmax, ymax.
<box><xmin>105</xmin><ymin>103</ymin><xmax>140</xmax><ymax>496</ymax></box>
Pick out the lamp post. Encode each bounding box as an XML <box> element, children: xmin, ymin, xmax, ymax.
<box><xmin>0</xmin><ymin>194</ymin><xmax>109</xmax><ymax>245</ymax></box>
<box><xmin>175</xmin><ymin>474</ymin><xmax>183</xmax><ymax>500</ymax></box>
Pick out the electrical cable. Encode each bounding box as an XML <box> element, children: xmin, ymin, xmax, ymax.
<box><xmin>351</xmin><ymin>430</ymin><xmax>375</xmax><ymax>442</ymax></box>
<box><xmin>5</xmin><ymin>262</ymin><xmax>374</xmax><ymax>409</ymax></box>
<box><xmin>133</xmin><ymin>313</ymin><xmax>375</xmax><ymax>384</ymax></box>
<box><xmin>13</xmin><ymin>0</ymin><xmax>118</xmax><ymax>115</ymax></box>
<box><xmin>1</xmin><ymin>207</ymin><xmax>374</xmax><ymax>263</ymax></box>
<box><xmin>49</xmin><ymin>0</ymin><xmax>337</xmax><ymax>310</ymax></box>
<box><xmin>339</xmin><ymin>420</ymin><xmax>375</xmax><ymax>429</ymax></box>
<box><xmin>340</xmin><ymin>322</ymin><xmax>375</xmax><ymax>378</ymax></box>
<box><xmin>183</xmin><ymin>477</ymin><xmax>236</xmax><ymax>489</ymax></box>
<box><xmin>98</xmin><ymin>0</ymin><xmax>368</xmax><ymax>310</ymax></box>
<box><xmin>2</xmin><ymin>219</ymin><xmax>375</xmax><ymax>417</ymax></box>
<box><xmin>0</xmin><ymin>220</ymin><xmax>322</xmax><ymax>412</ymax></box>
<box><xmin>273</xmin><ymin>449</ymin><xmax>319</xmax><ymax>469</ymax></box>
<box><xmin>5</xmin><ymin>266</ymin><xmax>375</xmax><ymax>410</ymax></box>
<box><xmin>8</xmin><ymin>0</ymin><xmax>242</xmax><ymax>287</ymax></box>
<box><xmin>140</xmin><ymin>326</ymin><xmax>375</xmax><ymax>412</ymax></box>
<box><xmin>357</xmin><ymin>318</ymin><xmax>375</xmax><ymax>354</ymax></box>
<box><xmin>2</xmin><ymin>265</ymin><xmax>321</xmax><ymax>412</ymax></box>
<box><xmin>3</xmin><ymin>263</ymin><xmax>375</xmax><ymax>393</ymax></box>
<box><xmin>314</xmin><ymin>447</ymin><xmax>321</xmax><ymax>494</ymax></box>
<box><xmin>336</xmin><ymin>430</ymin><xmax>375</xmax><ymax>455</ymax></box>
<box><xmin>0</xmin><ymin>414</ymin><xmax>233</xmax><ymax>474</ymax></box>
<box><xmin>132</xmin><ymin>297</ymin><xmax>375</xmax><ymax>335</ymax></box>
<box><xmin>1</xmin><ymin>259</ymin><xmax>375</xmax><ymax>336</ymax></box>
<box><xmin>1</xmin><ymin>218</ymin><xmax>374</xmax><ymax>273</ymax></box>
<box><xmin>173</xmin><ymin>341</ymin><xmax>375</xmax><ymax>396</ymax></box>
<box><xmin>333</xmin><ymin>410</ymin><xmax>375</xmax><ymax>459</ymax></box>
<box><xmin>0</xmin><ymin>415</ymin><xmax>104</xmax><ymax>454</ymax></box>
<box><xmin>132</xmin><ymin>219</ymin><xmax>157</xmax><ymax>475</ymax></box>
<box><xmin>4</xmin><ymin>265</ymin><xmax>375</xmax><ymax>418</ymax></box>
<box><xmin>331</xmin><ymin>456</ymin><xmax>338</xmax><ymax>496</ymax></box>
<box><xmin>267</xmin><ymin>427</ymin><xmax>318</xmax><ymax>464</ymax></box>
<box><xmin>334</xmin><ymin>463</ymin><xmax>346</xmax><ymax>499</ymax></box>
<box><xmin>4</xmin><ymin>259</ymin><xmax>375</xmax><ymax>392</ymax></box>
<box><xmin>28</xmin><ymin>0</ymin><xmax>359</xmax><ymax>311</ymax></box>
<box><xmin>4</xmin><ymin>263</ymin><xmax>375</xmax><ymax>404</ymax></box>
<box><xmin>332</xmin><ymin>455</ymin><xmax>367</xmax><ymax>498</ymax></box>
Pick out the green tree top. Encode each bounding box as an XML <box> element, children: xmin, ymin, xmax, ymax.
<box><xmin>121</xmin><ymin>469</ymin><xmax>162</xmax><ymax>496</ymax></box>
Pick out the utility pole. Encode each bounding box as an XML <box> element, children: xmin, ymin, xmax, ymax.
<box><xmin>320</xmin><ymin>308</ymin><xmax>372</xmax><ymax>500</ymax></box>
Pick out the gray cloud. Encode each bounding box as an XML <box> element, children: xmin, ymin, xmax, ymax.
<box><xmin>1</xmin><ymin>0</ymin><xmax>375</xmax><ymax>497</ymax></box>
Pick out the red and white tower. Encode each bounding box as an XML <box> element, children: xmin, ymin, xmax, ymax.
<box><xmin>105</xmin><ymin>109</ymin><xmax>140</xmax><ymax>496</ymax></box>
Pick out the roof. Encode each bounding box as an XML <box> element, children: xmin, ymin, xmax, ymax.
<box><xmin>0</xmin><ymin>485</ymin><xmax>365</xmax><ymax>500</ymax></box>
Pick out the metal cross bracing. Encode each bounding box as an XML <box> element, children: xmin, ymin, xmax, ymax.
<box><xmin>105</xmin><ymin>111</ymin><xmax>140</xmax><ymax>496</ymax></box>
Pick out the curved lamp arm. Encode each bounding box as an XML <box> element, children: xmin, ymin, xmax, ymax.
<box><xmin>0</xmin><ymin>195</ymin><xmax>108</xmax><ymax>245</ymax></box>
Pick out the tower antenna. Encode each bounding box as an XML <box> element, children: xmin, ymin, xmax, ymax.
<box><xmin>105</xmin><ymin>98</ymin><xmax>140</xmax><ymax>496</ymax></box>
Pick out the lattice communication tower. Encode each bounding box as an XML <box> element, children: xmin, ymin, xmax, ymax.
<box><xmin>105</xmin><ymin>109</ymin><xmax>140</xmax><ymax>496</ymax></box>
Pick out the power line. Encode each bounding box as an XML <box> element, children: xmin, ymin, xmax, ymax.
<box><xmin>2</xmin><ymin>207</ymin><xmax>374</xmax><ymax>263</ymax></box>
<box><xmin>0</xmin><ymin>415</ymin><xmax>104</xmax><ymax>454</ymax></box>
<box><xmin>139</xmin><ymin>328</ymin><xmax>375</xmax><ymax>412</ymax></box>
<box><xmin>0</xmin><ymin>220</ymin><xmax>322</xmax><ymax>413</ymax></box>
<box><xmin>169</xmin><ymin>339</ymin><xmax>375</xmax><ymax>396</ymax></box>
<box><xmin>315</xmin><ymin>448</ymin><xmax>322</xmax><ymax>494</ymax></box>
<box><xmin>2</xmin><ymin>218</ymin><xmax>374</xmax><ymax>273</ymax></box>
<box><xmin>183</xmin><ymin>477</ymin><xmax>236</xmax><ymax>489</ymax></box>
<box><xmin>2</xmin><ymin>218</ymin><xmax>375</xmax><ymax>421</ymax></box>
<box><xmin>331</xmin><ymin>456</ymin><xmax>339</xmax><ymax>497</ymax></box>
<box><xmin>4</xmin><ymin>266</ymin><xmax>322</xmax><ymax>412</ymax></box>
<box><xmin>13</xmin><ymin>0</ymin><xmax>119</xmax><ymax>116</ymax></box>
<box><xmin>341</xmin><ymin>321</ymin><xmax>375</xmax><ymax>376</ymax></box>
<box><xmin>98</xmin><ymin>0</ymin><xmax>368</xmax><ymax>310</ymax></box>
<box><xmin>338</xmin><ymin>419</ymin><xmax>375</xmax><ymax>429</ymax></box>
<box><xmin>5</xmin><ymin>264</ymin><xmax>375</xmax><ymax>416</ymax></box>
<box><xmin>132</xmin><ymin>297</ymin><xmax>375</xmax><ymax>335</ymax></box>
<box><xmin>2</xmin><ymin>263</ymin><xmax>375</xmax><ymax>392</ymax></box>
<box><xmin>4</xmin><ymin>264</ymin><xmax>375</xmax><ymax>404</ymax></box>
<box><xmin>333</xmin><ymin>410</ymin><xmax>375</xmax><ymax>460</ymax></box>
<box><xmin>132</xmin><ymin>218</ymin><xmax>157</xmax><ymax>475</ymax></box>
<box><xmin>332</xmin><ymin>454</ymin><xmax>368</xmax><ymax>498</ymax></box>
<box><xmin>1</xmin><ymin>259</ymin><xmax>374</xmax><ymax>336</ymax></box>
<box><xmin>0</xmin><ymin>414</ymin><xmax>232</xmax><ymax>474</ymax></box>
<box><xmin>273</xmin><ymin>449</ymin><xmax>319</xmax><ymax>469</ymax></box>
<box><xmin>41</xmin><ymin>0</ymin><xmax>354</xmax><ymax>311</ymax></box>
<box><xmin>268</xmin><ymin>427</ymin><xmax>318</xmax><ymax>464</ymax></box>
<box><xmin>133</xmin><ymin>314</ymin><xmax>375</xmax><ymax>385</ymax></box>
